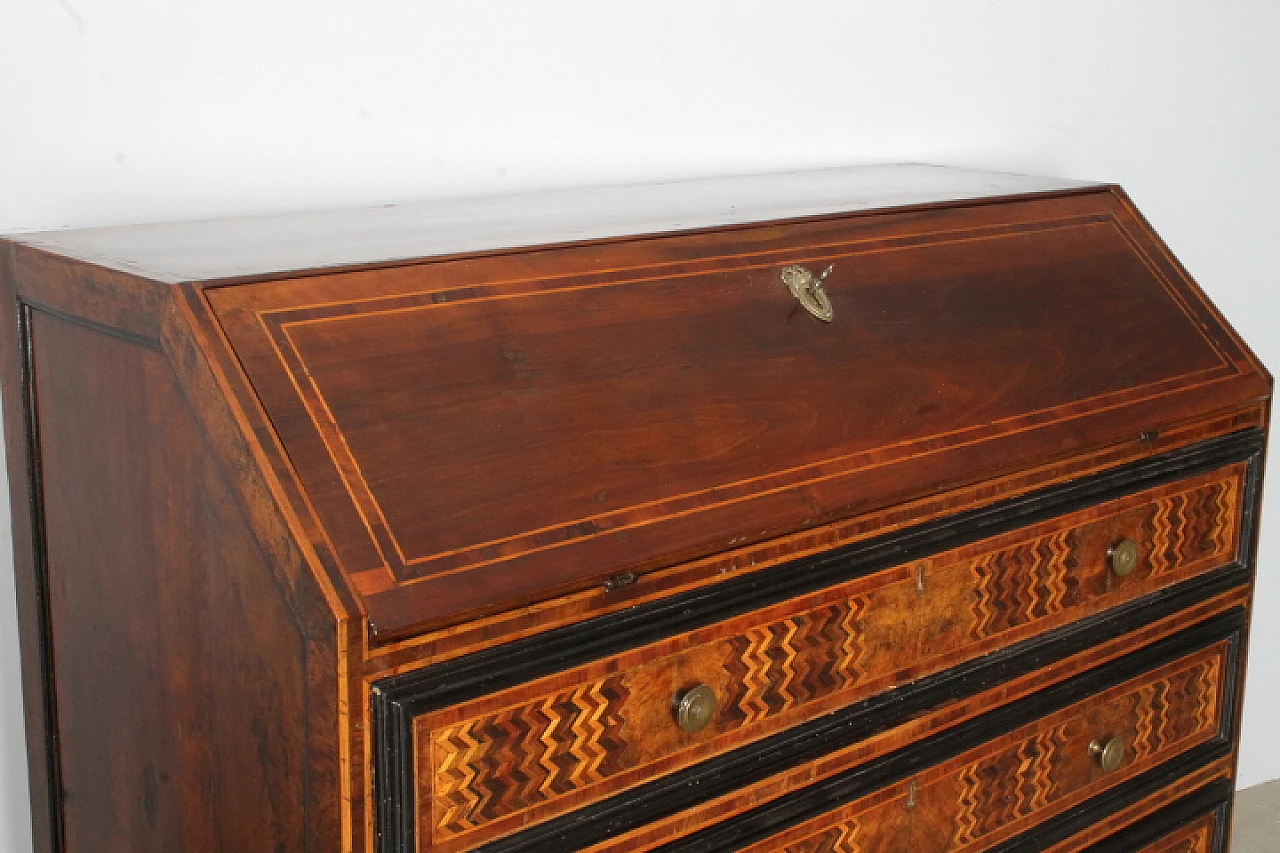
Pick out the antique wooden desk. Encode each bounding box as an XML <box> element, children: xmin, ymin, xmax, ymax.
<box><xmin>0</xmin><ymin>166</ymin><xmax>1269</xmax><ymax>852</ymax></box>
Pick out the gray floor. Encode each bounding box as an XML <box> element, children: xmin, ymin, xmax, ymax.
<box><xmin>1235</xmin><ymin>779</ymin><xmax>1280</xmax><ymax>851</ymax></box>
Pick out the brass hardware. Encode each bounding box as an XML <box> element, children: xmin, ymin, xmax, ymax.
<box><xmin>1089</xmin><ymin>736</ymin><xmax>1126</xmax><ymax>773</ymax></box>
<box><xmin>674</xmin><ymin>684</ymin><xmax>717</xmax><ymax>734</ymax></box>
<box><xmin>906</xmin><ymin>779</ymin><xmax>918</xmax><ymax>811</ymax></box>
<box><xmin>1109</xmin><ymin>538</ymin><xmax>1141</xmax><ymax>577</ymax></box>
<box><xmin>603</xmin><ymin>572</ymin><xmax>638</xmax><ymax>592</ymax></box>
<box><xmin>781</xmin><ymin>264</ymin><xmax>835</xmax><ymax>322</ymax></box>
<box><xmin>915</xmin><ymin>565</ymin><xmax>927</xmax><ymax>595</ymax></box>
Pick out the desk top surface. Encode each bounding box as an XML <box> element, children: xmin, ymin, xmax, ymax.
<box><xmin>6</xmin><ymin>165</ymin><xmax>1093</xmax><ymax>283</ymax></box>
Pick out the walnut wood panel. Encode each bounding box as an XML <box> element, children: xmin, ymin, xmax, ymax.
<box><xmin>400</xmin><ymin>466</ymin><xmax>1242</xmax><ymax>851</ymax></box>
<box><xmin>739</xmin><ymin>641</ymin><xmax>1227</xmax><ymax>853</ymax></box>
<box><xmin>22</xmin><ymin>310</ymin><xmax>316</xmax><ymax>852</ymax></box>
<box><xmin>207</xmin><ymin>189</ymin><xmax>1269</xmax><ymax>639</ymax></box>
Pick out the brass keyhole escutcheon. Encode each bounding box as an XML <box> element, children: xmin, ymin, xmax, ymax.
<box><xmin>674</xmin><ymin>684</ymin><xmax>717</xmax><ymax>734</ymax></box>
<box><xmin>1089</xmin><ymin>736</ymin><xmax>1126</xmax><ymax>773</ymax></box>
<box><xmin>781</xmin><ymin>264</ymin><xmax>835</xmax><ymax>322</ymax></box>
<box><xmin>1109</xmin><ymin>538</ymin><xmax>1141</xmax><ymax>577</ymax></box>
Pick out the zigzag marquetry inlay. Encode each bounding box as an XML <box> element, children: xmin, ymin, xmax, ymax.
<box><xmin>952</xmin><ymin>724</ymin><xmax>1073</xmax><ymax>846</ymax></box>
<box><xmin>803</xmin><ymin>817</ymin><xmax>864</xmax><ymax>853</ymax></box>
<box><xmin>969</xmin><ymin>530</ymin><xmax>1078</xmax><ymax>638</ymax></box>
<box><xmin>1147</xmin><ymin>478</ymin><xmax>1239</xmax><ymax>577</ymax></box>
<box><xmin>430</xmin><ymin>676</ymin><xmax>629</xmax><ymax>839</ymax></box>
<box><xmin>968</xmin><ymin>476</ymin><xmax>1238</xmax><ymax>641</ymax></box>
<box><xmin>419</xmin><ymin>471</ymin><xmax>1240</xmax><ymax>847</ymax></box>
<box><xmin>780</xmin><ymin>653</ymin><xmax>1223</xmax><ymax>853</ymax></box>
<box><xmin>951</xmin><ymin>654</ymin><xmax>1220</xmax><ymax>848</ymax></box>
<box><xmin>1130</xmin><ymin>657</ymin><xmax>1221</xmax><ymax>761</ymax></box>
<box><xmin>722</xmin><ymin>599</ymin><xmax>869</xmax><ymax>727</ymax></box>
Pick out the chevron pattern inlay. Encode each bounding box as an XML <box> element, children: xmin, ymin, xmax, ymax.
<box><xmin>722</xmin><ymin>599</ymin><xmax>869</xmax><ymax>727</ymax></box>
<box><xmin>969</xmin><ymin>530</ymin><xmax>1078</xmax><ymax>639</ymax></box>
<box><xmin>1130</xmin><ymin>656</ymin><xmax>1221</xmax><ymax>760</ymax></box>
<box><xmin>794</xmin><ymin>817</ymin><xmax>864</xmax><ymax>853</ymax></box>
<box><xmin>1147</xmin><ymin>479</ymin><xmax>1239</xmax><ymax>577</ymax></box>
<box><xmin>953</xmin><ymin>724</ymin><xmax>1073</xmax><ymax>845</ymax></box>
<box><xmin>953</xmin><ymin>656</ymin><xmax>1220</xmax><ymax>848</ymax></box>
<box><xmin>431</xmin><ymin>676</ymin><xmax>629</xmax><ymax>839</ymax></box>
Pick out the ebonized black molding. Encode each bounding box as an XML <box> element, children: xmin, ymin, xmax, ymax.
<box><xmin>657</xmin><ymin>608</ymin><xmax>1244</xmax><ymax>852</ymax></box>
<box><xmin>1079</xmin><ymin>779</ymin><xmax>1232</xmax><ymax>853</ymax></box>
<box><xmin>373</xmin><ymin>429</ymin><xmax>1264</xmax><ymax>853</ymax></box>
<box><xmin>18</xmin><ymin>304</ymin><xmax>66</xmax><ymax>853</ymax></box>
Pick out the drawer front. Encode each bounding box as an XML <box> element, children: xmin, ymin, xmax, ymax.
<box><xmin>1135</xmin><ymin>814</ymin><xmax>1218</xmax><ymax>853</ymax></box>
<box><xmin>740</xmin><ymin>636</ymin><xmax>1231</xmax><ymax>853</ymax></box>
<box><xmin>209</xmin><ymin>191</ymin><xmax>1268</xmax><ymax>638</ymax></box>
<box><xmin>387</xmin><ymin>464</ymin><xmax>1245</xmax><ymax>852</ymax></box>
<box><xmin>1037</xmin><ymin>761</ymin><xmax>1232</xmax><ymax>853</ymax></box>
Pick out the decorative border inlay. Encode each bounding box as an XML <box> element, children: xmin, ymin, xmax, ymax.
<box><xmin>213</xmin><ymin>209</ymin><xmax>1244</xmax><ymax>591</ymax></box>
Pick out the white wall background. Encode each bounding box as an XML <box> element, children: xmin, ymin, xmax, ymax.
<box><xmin>0</xmin><ymin>1</ymin><xmax>1277</xmax><ymax>849</ymax></box>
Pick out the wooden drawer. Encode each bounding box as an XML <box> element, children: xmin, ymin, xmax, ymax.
<box><xmin>584</xmin><ymin>597</ymin><xmax>1244</xmax><ymax>853</ymax></box>
<box><xmin>1043</xmin><ymin>767</ymin><xmax>1232</xmax><ymax>853</ymax></box>
<box><xmin>1135</xmin><ymin>815</ymin><xmax>1221</xmax><ymax>853</ymax></box>
<box><xmin>374</xmin><ymin>457</ymin><xmax>1247</xmax><ymax>852</ymax></box>
<box><xmin>713</xmin><ymin>615</ymin><xmax>1239</xmax><ymax>853</ymax></box>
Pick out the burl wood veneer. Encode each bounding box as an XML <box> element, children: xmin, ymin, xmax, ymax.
<box><xmin>0</xmin><ymin>166</ymin><xmax>1269</xmax><ymax>852</ymax></box>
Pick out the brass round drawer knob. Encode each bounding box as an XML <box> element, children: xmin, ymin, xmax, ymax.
<box><xmin>1109</xmin><ymin>538</ymin><xmax>1141</xmax><ymax>577</ymax></box>
<box><xmin>674</xmin><ymin>684</ymin><xmax>717</xmax><ymax>734</ymax></box>
<box><xmin>1089</xmin><ymin>736</ymin><xmax>1126</xmax><ymax>773</ymax></box>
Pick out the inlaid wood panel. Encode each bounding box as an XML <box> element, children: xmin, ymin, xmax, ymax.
<box><xmin>742</xmin><ymin>642</ymin><xmax>1228</xmax><ymax>853</ymax></box>
<box><xmin>1138</xmin><ymin>813</ymin><xmax>1216</xmax><ymax>853</ymax></box>
<box><xmin>207</xmin><ymin>189</ymin><xmax>1268</xmax><ymax>639</ymax></box>
<box><xmin>366</xmin><ymin>407</ymin><xmax>1263</xmax><ymax>672</ymax></box>
<box><xmin>1037</xmin><ymin>763</ymin><xmax>1231</xmax><ymax>853</ymax></box>
<box><xmin>407</xmin><ymin>466</ymin><xmax>1242</xmax><ymax>851</ymax></box>
<box><xmin>430</xmin><ymin>676</ymin><xmax>631</xmax><ymax>839</ymax></box>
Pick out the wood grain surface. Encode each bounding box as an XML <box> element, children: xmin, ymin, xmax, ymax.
<box><xmin>5</xmin><ymin>166</ymin><xmax>1093</xmax><ymax>282</ymax></box>
<box><xmin>210</xmin><ymin>189</ymin><xmax>1269</xmax><ymax>640</ymax></box>
<box><xmin>364</xmin><ymin>406</ymin><xmax>1263</xmax><ymax>673</ymax></box>
<box><xmin>24</xmin><ymin>311</ymin><xmax>315</xmax><ymax>852</ymax></box>
<box><xmin>0</xmin><ymin>170</ymin><xmax>1267</xmax><ymax>853</ymax></box>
